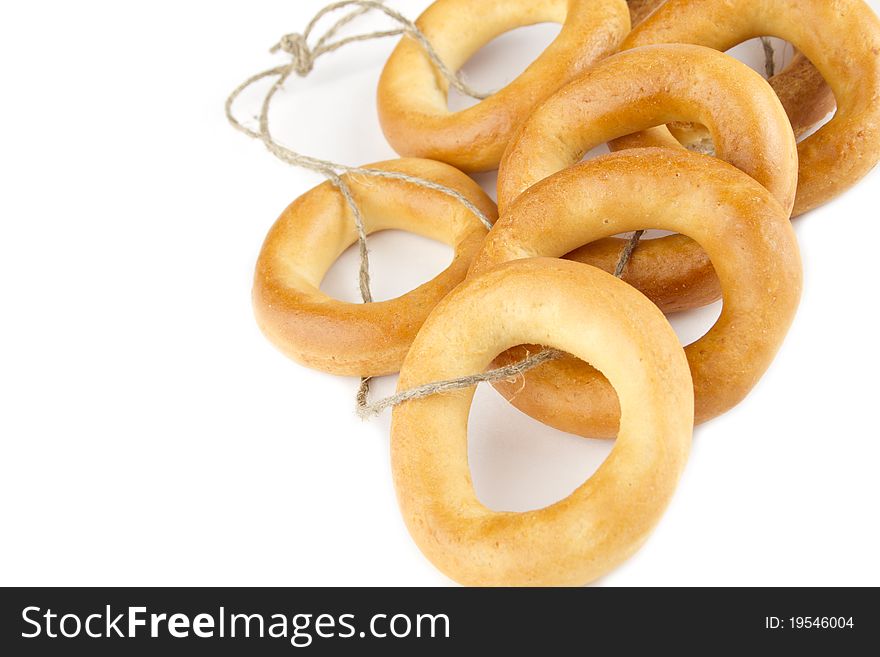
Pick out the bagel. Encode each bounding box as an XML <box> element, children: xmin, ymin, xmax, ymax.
<box><xmin>498</xmin><ymin>44</ymin><xmax>798</xmax><ymax>313</ymax></box>
<box><xmin>377</xmin><ymin>0</ymin><xmax>630</xmax><ymax>173</ymax></box>
<box><xmin>619</xmin><ymin>0</ymin><xmax>880</xmax><ymax>216</ymax></box>
<box><xmin>665</xmin><ymin>52</ymin><xmax>836</xmax><ymax>149</ymax></box>
<box><xmin>626</xmin><ymin>2</ymin><xmax>835</xmax><ymax>147</ymax></box>
<box><xmin>253</xmin><ymin>158</ymin><xmax>496</xmax><ymax>377</ymax></box>
<box><xmin>391</xmin><ymin>257</ymin><xmax>694</xmax><ymax>586</ymax></box>
<box><xmin>476</xmin><ymin>149</ymin><xmax>802</xmax><ymax>439</ymax></box>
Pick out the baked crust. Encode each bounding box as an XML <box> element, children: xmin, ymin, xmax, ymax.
<box><xmin>253</xmin><ymin>158</ymin><xmax>496</xmax><ymax>376</ymax></box>
<box><xmin>477</xmin><ymin>150</ymin><xmax>802</xmax><ymax>438</ymax></box>
<box><xmin>392</xmin><ymin>257</ymin><xmax>694</xmax><ymax>586</ymax></box>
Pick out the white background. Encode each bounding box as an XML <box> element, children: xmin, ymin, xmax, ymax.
<box><xmin>1</xmin><ymin>0</ymin><xmax>878</xmax><ymax>587</ymax></box>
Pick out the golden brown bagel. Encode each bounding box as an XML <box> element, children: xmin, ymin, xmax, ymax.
<box><xmin>253</xmin><ymin>159</ymin><xmax>496</xmax><ymax>377</ymax></box>
<box><xmin>476</xmin><ymin>149</ymin><xmax>802</xmax><ymax>438</ymax></box>
<box><xmin>563</xmin><ymin>235</ymin><xmax>718</xmax><ymax>314</ymax></box>
<box><xmin>497</xmin><ymin>44</ymin><xmax>797</xmax><ymax>313</ymax></box>
<box><xmin>392</xmin><ymin>257</ymin><xmax>694</xmax><ymax>586</ymax></box>
<box><xmin>627</xmin><ymin>2</ymin><xmax>835</xmax><ymax>145</ymax></box>
<box><xmin>619</xmin><ymin>0</ymin><xmax>880</xmax><ymax>216</ymax></box>
<box><xmin>665</xmin><ymin>52</ymin><xmax>836</xmax><ymax>149</ymax></box>
<box><xmin>498</xmin><ymin>44</ymin><xmax>797</xmax><ymax>212</ymax></box>
<box><xmin>377</xmin><ymin>0</ymin><xmax>630</xmax><ymax>172</ymax></box>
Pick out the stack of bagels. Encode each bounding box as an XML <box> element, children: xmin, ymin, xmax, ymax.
<box><xmin>252</xmin><ymin>0</ymin><xmax>880</xmax><ymax>586</ymax></box>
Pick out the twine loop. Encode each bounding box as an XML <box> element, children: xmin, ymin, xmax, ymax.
<box><xmin>226</xmin><ymin>0</ymin><xmax>499</xmax><ymax>416</ymax></box>
<box><xmin>272</xmin><ymin>33</ymin><xmax>316</xmax><ymax>77</ymax></box>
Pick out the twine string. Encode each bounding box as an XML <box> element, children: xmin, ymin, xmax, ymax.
<box><xmin>356</xmin><ymin>237</ymin><xmax>644</xmax><ymax>419</ymax></box>
<box><xmin>760</xmin><ymin>36</ymin><xmax>776</xmax><ymax>78</ymax></box>
<box><xmin>357</xmin><ymin>36</ymin><xmax>783</xmax><ymax>419</ymax></box>
<box><xmin>225</xmin><ymin>0</ymin><xmax>499</xmax><ymax>410</ymax></box>
<box><xmin>358</xmin><ymin>348</ymin><xmax>565</xmax><ymax>418</ymax></box>
<box><xmin>224</xmin><ymin>0</ymin><xmax>497</xmax><ymax>257</ymax></box>
<box><xmin>228</xmin><ymin>1</ymin><xmax>751</xmax><ymax>419</ymax></box>
<box><xmin>609</xmin><ymin>36</ymin><xmax>779</xmax><ymax>293</ymax></box>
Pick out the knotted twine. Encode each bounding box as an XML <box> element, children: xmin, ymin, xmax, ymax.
<box><xmin>226</xmin><ymin>0</ymin><xmax>775</xmax><ymax>419</ymax></box>
<box><xmin>226</xmin><ymin>0</ymin><xmax>495</xmax><ymax>308</ymax></box>
<box><xmin>225</xmin><ymin>0</ymin><xmax>502</xmax><ymax>414</ymax></box>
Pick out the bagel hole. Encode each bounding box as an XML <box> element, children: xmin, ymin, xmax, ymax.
<box><xmin>611</xmin><ymin>229</ymin><xmax>675</xmax><ymax>241</ymax></box>
<box><xmin>667</xmin><ymin>298</ymin><xmax>723</xmax><ymax>346</ymax></box>
<box><xmin>797</xmin><ymin>108</ymin><xmax>836</xmax><ymax>142</ymax></box>
<box><xmin>470</xmin><ymin>169</ymin><xmax>499</xmax><ymax>202</ymax></box>
<box><xmin>578</xmin><ymin>143</ymin><xmax>612</xmax><ymax>163</ymax></box>
<box><xmin>724</xmin><ymin>37</ymin><xmax>837</xmax><ymax>142</ymax></box>
<box><xmin>447</xmin><ymin>23</ymin><xmax>562</xmax><ymax>111</ymax></box>
<box><xmin>658</xmin><ymin>39</ymin><xmax>837</xmax><ymax>155</ymax></box>
<box><xmin>467</xmin><ymin>376</ymin><xmax>615</xmax><ymax>513</ymax></box>
<box><xmin>727</xmin><ymin>36</ymin><xmax>794</xmax><ymax>80</ymax></box>
<box><xmin>319</xmin><ymin>230</ymin><xmax>453</xmax><ymax>303</ymax></box>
